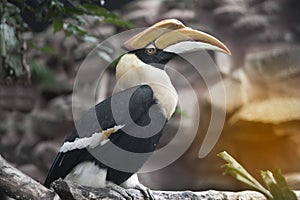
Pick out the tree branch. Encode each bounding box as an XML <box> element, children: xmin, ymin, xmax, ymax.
<box><xmin>0</xmin><ymin>155</ymin><xmax>55</xmax><ymax>200</ymax></box>
<box><xmin>51</xmin><ymin>179</ymin><xmax>300</xmax><ymax>200</ymax></box>
<box><xmin>51</xmin><ymin>179</ymin><xmax>126</xmax><ymax>200</ymax></box>
<box><xmin>0</xmin><ymin>155</ymin><xmax>300</xmax><ymax>200</ymax></box>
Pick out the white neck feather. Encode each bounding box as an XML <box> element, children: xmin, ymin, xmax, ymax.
<box><xmin>116</xmin><ymin>54</ymin><xmax>178</xmax><ymax>119</ymax></box>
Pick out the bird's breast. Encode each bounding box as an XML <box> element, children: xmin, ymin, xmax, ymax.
<box><xmin>65</xmin><ymin>161</ymin><xmax>107</xmax><ymax>188</ymax></box>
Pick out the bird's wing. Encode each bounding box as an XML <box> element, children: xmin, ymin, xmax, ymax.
<box><xmin>44</xmin><ymin>85</ymin><xmax>165</xmax><ymax>187</ymax></box>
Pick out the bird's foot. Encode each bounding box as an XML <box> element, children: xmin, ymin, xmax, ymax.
<box><xmin>106</xmin><ymin>181</ymin><xmax>133</xmax><ymax>200</ymax></box>
<box><xmin>133</xmin><ymin>184</ymin><xmax>155</xmax><ymax>200</ymax></box>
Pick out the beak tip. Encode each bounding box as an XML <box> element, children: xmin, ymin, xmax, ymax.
<box><xmin>226</xmin><ymin>49</ymin><xmax>231</xmax><ymax>55</ymax></box>
<box><xmin>221</xmin><ymin>44</ymin><xmax>231</xmax><ymax>55</ymax></box>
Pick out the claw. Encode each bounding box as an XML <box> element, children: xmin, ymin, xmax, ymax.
<box><xmin>106</xmin><ymin>181</ymin><xmax>133</xmax><ymax>200</ymax></box>
<box><xmin>134</xmin><ymin>184</ymin><xmax>155</xmax><ymax>200</ymax></box>
<box><xmin>120</xmin><ymin>174</ymin><xmax>156</xmax><ymax>200</ymax></box>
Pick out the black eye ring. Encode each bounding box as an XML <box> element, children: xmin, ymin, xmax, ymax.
<box><xmin>145</xmin><ymin>47</ymin><xmax>156</xmax><ymax>55</ymax></box>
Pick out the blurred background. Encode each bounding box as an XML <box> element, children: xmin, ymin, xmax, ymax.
<box><xmin>1</xmin><ymin>0</ymin><xmax>300</xmax><ymax>197</ymax></box>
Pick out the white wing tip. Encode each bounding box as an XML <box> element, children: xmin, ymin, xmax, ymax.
<box><xmin>59</xmin><ymin>124</ymin><xmax>125</xmax><ymax>153</ymax></box>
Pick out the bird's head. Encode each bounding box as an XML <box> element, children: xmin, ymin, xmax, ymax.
<box><xmin>115</xmin><ymin>19</ymin><xmax>230</xmax><ymax>118</ymax></box>
<box><xmin>116</xmin><ymin>19</ymin><xmax>230</xmax><ymax>79</ymax></box>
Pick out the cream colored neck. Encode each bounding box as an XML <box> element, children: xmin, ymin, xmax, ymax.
<box><xmin>115</xmin><ymin>54</ymin><xmax>178</xmax><ymax>119</ymax></box>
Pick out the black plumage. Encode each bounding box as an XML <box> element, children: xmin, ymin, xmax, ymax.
<box><xmin>44</xmin><ymin>85</ymin><xmax>167</xmax><ymax>187</ymax></box>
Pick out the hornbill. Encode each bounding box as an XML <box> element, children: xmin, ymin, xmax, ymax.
<box><xmin>44</xmin><ymin>19</ymin><xmax>230</xmax><ymax>199</ymax></box>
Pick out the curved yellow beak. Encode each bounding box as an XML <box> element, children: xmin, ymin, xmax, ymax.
<box><xmin>123</xmin><ymin>19</ymin><xmax>231</xmax><ymax>55</ymax></box>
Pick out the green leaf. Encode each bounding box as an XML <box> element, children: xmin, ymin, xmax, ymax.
<box><xmin>64</xmin><ymin>7</ymin><xmax>84</xmax><ymax>15</ymax></box>
<box><xmin>29</xmin><ymin>59</ymin><xmax>66</xmax><ymax>91</ymax></box>
<box><xmin>52</xmin><ymin>0</ymin><xmax>64</xmax><ymax>11</ymax></box>
<box><xmin>39</xmin><ymin>46</ymin><xmax>56</xmax><ymax>54</ymax></box>
<box><xmin>7</xmin><ymin>54</ymin><xmax>23</xmax><ymax>77</ymax></box>
<box><xmin>81</xmin><ymin>3</ymin><xmax>132</xmax><ymax>28</ymax></box>
<box><xmin>273</xmin><ymin>169</ymin><xmax>288</xmax><ymax>188</ymax></box>
<box><xmin>74</xmin><ymin>15</ymin><xmax>88</xmax><ymax>26</ymax></box>
<box><xmin>104</xmin><ymin>17</ymin><xmax>133</xmax><ymax>28</ymax></box>
<box><xmin>0</xmin><ymin>29</ymin><xmax>6</xmax><ymax>56</ymax></box>
<box><xmin>65</xmin><ymin>29</ymin><xmax>73</xmax><ymax>37</ymax></box>
<box><xmin>53</xmin><ymin>17</ymin><xmax>63</xmax><ymax>32</ymax></box>
<box><xmin>218</xmin><ymin>151</ymin><xmax>297</xmax><ymax>200</ymax></box>
<box><xmin>259</xmin><ymin>170</ymin><xmax>297</xmax><ymax>200</ymax></box>
<box><xmin>36</xmin><ymin>0</ymin><xmax>49</xmax><ymax>13</ymax></box>
<box><xmin>28</xmin><ymin>40</ymin><xmax>55</xmax><ymax>54</ymax></box>
<box><xmin>83</xmin><ymin>3</ymin><xmax>107</xmax><ymax>15</ymax></box>
<box><xmin>46</xmin><ymin>5</ymin><xmax>56</xmax><ymax>21</ymax></box>
<box><xmin>218</xmin><ymin>151</ymin><xmax>273</xmax><ymax>199</ymax></box>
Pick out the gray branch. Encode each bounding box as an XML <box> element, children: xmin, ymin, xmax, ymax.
<box><xmin>0</xmin><ymin>155</ymin><xmax>300</xmax><ymax>200</ymax></box>
<box><xmin>0</xmin><ymin>155</ymin><xmax>55</xmax><ymax>200</ymax></box>
<box><xmin>51</xmin><ymin>180</ymin><xmax>300</xmax><ymax>200</ymax></box>
<box><xmin>53</xmin><ymin>179</ymin><xmax>253</xmax><ymax>200</ymax></box>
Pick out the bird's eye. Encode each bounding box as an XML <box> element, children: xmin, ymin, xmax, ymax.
<box><xmin>145</xmin><ymin>47</ymin><xmax>156</xmax><ymax>55</ymax></box>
